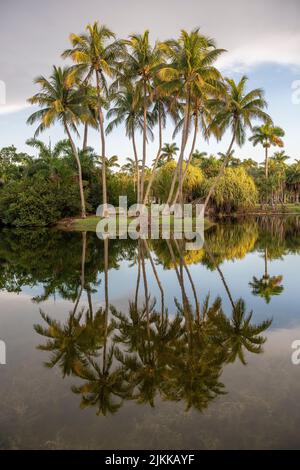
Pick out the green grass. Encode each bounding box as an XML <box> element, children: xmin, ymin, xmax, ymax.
<box><xmin>249</xmin><ymin>203</ymin><xmax>300</xmax><ymax>214</ymax></box>
<box><xmin>58</xmin><ymin>214</ymin><xmax>215</xmax><ymax>233</ymax></box>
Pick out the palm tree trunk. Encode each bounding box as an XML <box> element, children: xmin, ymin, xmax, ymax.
<box><xmin>174</xmin><ymin>239</ymin><xmax>200</xmax><ymax>321</ymax></box>
<box><xmin>173</xmin><ymin>113</ymin><xmax>198</xmax><ymax>204</ymax></box>
<box><xmin>81</xmin><ymin>231</ymin><xmax>86</xmax><ymax>288</ymax></box>
<box><xmin>140</xmin><ymin>81</ymin><xmax>148</xmax><ymax>203</ymax></box>
<box><xmin>143</xmin><ymin>105</ymin><xmax>163</xmax><ymax>204</ymax></box>
<box><xmin>132</xmin><ymin>124</ymin><xmax>140</xmax><ymax>204</ymax></box>
<box><xmin>103</xmin><ymin>236</ymin><xmax>109</xmax><ymax>374</ymax></box>
<box><xmin>265</xmin><ymin>146</ymin><xmax>269</xmax><ymax>179</ymax></box>
<box><xmin>264</xmin><ymin>247</ymin><xmax>268</xmax><ymax>278</ymax></box>
<box><xmin>205</xmin><ymin>241</ymin><xmax>235</xmax><ymax>310</ymax></box>
<box><xmin>96</xmin><ymin>71</ymin><xmax>107</xmax><ymax>216</ymax></box>
<box><xmin>143</xmin><ymin>239</ymin><xmax>164</xmax><ymax>316</ymax></box>
<box><xmin>64</xmin><ymin>121</ymin><xmax>86</xmax><ymax>218</ymax></box>
<box><xmin>203</xmin><ymin>123</ymin><xmax>237</xmax><ymax>213</ymax></box>
<box><xmin>135</xmin><ymin>245</ymin><xmax>141</xmax><ymax>308</ymax></box>
<box><xmin>165</xmin><ymin>99</ymin><xmax>190</xmax><ymax>206</ymax></box>
<box><xmin>83</xmin><ymin>123</ymin><xmax>88</xmax><ymax>151</ymax></box>
<box><xmin>140</xmin><ymin>243</ymin><xmax>150</xmax><ymax>340</ymax></box>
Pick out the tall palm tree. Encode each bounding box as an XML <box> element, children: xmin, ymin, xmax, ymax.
<box><xmin>142</xmin><ymin>90</ymin><xmax>170</xmax><ymax>204</ymax></box>
<box><xmin>203</xmin><ymin>76</ymin><xmax>271</xmax><ymax>212</ymax></box>
<box><xmin>159</xmin><ymin>29</ymin><xmax>225</xmax><ymax>206</ymax></box>
<box><xmin>62</xmin><ymin>22</ymin><xmax>123</xmax><ymax>215</ymax></box>
<box><xmin>122</xmin><ymin>31</ymin><xmax>161</xmax><ymax>202</ymax></box>
<box><xmin>249</xmin><ymin>124</ymin><xmax>285</xmax><ymax>179</ymax></box>
<box><xmin>106</xmin><ymin>82</ymin><xmax>154</xmax><ymax>203</ymax></box>
<box><xmin>27</xmin><ymin>66</ymin><xmax>87</xmax><ymax>218</ymax></box>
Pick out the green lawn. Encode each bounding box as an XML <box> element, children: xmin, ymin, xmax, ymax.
<box><xmin>58</xmin><ymin>214</ymin><xmax>214</xmax><ymax>233</ymax></box>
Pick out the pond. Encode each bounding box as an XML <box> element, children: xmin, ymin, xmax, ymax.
<box><xmin>0</xmin><ymin>216</ymin><xmax>300</xmax><ymax>449</ymax></box>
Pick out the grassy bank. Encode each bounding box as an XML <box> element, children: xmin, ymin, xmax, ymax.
<box><xmin>57</xmin><ymin>215</ymin><xmax>215</xmax><ymax>233</ymax></box>
<box><xmin>241</xmin><ymin>203</ymin><xmax>300</xmax><ymax>216</ymax></box>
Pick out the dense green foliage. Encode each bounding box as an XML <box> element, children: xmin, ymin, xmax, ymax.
<box><xmin>202</xmin><ymin>167</ymin><xmax>258</xmax><ymax>212</ymax></box>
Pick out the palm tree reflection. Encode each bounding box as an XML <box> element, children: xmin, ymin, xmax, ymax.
<box><xmin>249</xmin><ymin>247</ymin><xmax>284</xmax><ymax>303</ymax></box>
<box><xmin>34</xmin><ymin>235</ymin><xmax>272</xmax><ymax>416</ymax></box>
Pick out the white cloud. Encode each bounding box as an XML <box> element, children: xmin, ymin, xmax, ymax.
<box><xmin>0</xmin><ymin>103</ymin><xmax>29</xmax><ymax>115</ymax></box>
<box><xmin>216</xmin><ymin>32</ymin><xmax>300</xmax><ymax>72</ymax></box>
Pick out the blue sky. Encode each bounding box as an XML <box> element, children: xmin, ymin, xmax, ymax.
<box><xmin>0</xmin><ymin>0</ymin><xmax>299</xmax><ymax>165</ymax></box>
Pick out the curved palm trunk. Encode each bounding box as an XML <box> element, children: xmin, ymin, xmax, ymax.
<box><xmin>174</xmin><ymin>239</ymin><xmax>200</xmax><ymax>321</ymax></box>
<box><xmin>204</xmin><ymin>241</ymin><xmax>235</xmax><ymax>310</ymax></box>
<box><xmin>173</xmin><ymin>113</ymin><xmax>198</xmax><ymax>204</ymax></box>
<box><xmin>96</xmin><ymin>72</ymin><xmax>108</xmax><ymax>216</ymax></box>
<box><xmin>203</xmin><ymin>123</ymin><xmax>237</xmax><ymax>213</ymax></box>
<box><xmin>143</xmin><ymin>105</ymin><xmax>163</xmax><ymax>204</ymax></box>
<box><xmin>64</xmin><ymin>121</ymin><xmax>86</xmax><ymax>219</ymax></box>
<box><xmin>166</xmin><ymin>239</ymin><xmax>192</xmax><ymax>343</ymax></box>
<box><xmin>132</xmin><ymin>124</ymin><xmax>140</xmax><ymax>204</ymax></box>
<box><xmin>143</xmin><ymin>239</ymin><xmax>165</xmax><ymax>316</ymax></box>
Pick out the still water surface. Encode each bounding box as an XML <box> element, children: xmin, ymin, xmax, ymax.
<box><xmin>0</xmin><ymin>216</ymin><xmax>300</xmax><ymax>449</ymax></box>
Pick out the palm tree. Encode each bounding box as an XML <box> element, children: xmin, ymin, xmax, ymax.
<box><xmin>159</xmin><ymin>143</ymin><xmax>179</xmax><ymax>167</ymax></box>
<box><xmin>249</xmin><ymin>247</ymin><xmax>284</xmax><ymax>303</ymax></box>
<box><xmin>25</xmin><ymin>138</ymin><xmax>70</xmax><ymax>182</ymax></box>
<box><xmin>100</xmin><ymin>155</ymin><xmax>120</xmax><ymax>173</ymax></box>
<box><xmin>213</xmin><ymin>299</ymin><xmax>272</xmax><ymax>364</ymax></box>
<box><xmin>190</xmin><ymin>150</ymin><xmax>207</xmax><ymax>167</ymax></box>
<box><xmin>62</xmin><ymin>22</ymin><xmax>123</xmax><ymax>215</ymax></box>
<box><xmin>71</xmin><ymin>346</ymin><xmax>128</xmax><ymax>416</ymax></box>
<box><xmin>122</xmin><ymin>31</ymin><xmax>161</xmax><ymax>202</ymax></box>
<box><xmin>203</xmin><ymin>76</ymin><xmax>271</xmax><ymax>212</ymax></box>
<box><xmin>250</xmin><ymin>275</ymin><xmax>284</xmax><ymax>304</ymax></box>
<box><xmin>106</xmin><ymin>82</ymin><xmax>154</xmax><ymax>202</ymax></box>
<box><xmin>249</xmin><ymin>124</ymin><xmax>285</xmax><ymax>179</ymax></box>
<box><xmin>142</xmin><ymin>90</ymin><xmax>170</xmax><ymax>204</ymax></box>
<box><xmin>27</xmin><ymin>66</ymin><xmax>87</xmax><ymax>218</ymax></box>
<box><xmin>159</xmin><ymin>29</ymin><xmax>225</xmax><ymax>206</ymax></box>
<box><xmin>26</xmin><ymin>138</ymin><xmax>65</xmax><ymax>162</ymax></box>
<box><xmin>122</xmin><ymin>157</ymin><xmax>142</xmax><ymax>194</ymax></box>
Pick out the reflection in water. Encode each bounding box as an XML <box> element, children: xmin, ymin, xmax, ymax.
<box><xmin>2</xmin><ymin>216</ymin><xmax>300</xmax><ymax>447</ymax></box>
<box><xmin>34</xmin><ymin>231</ymin><xmax>271</xmax><ymax>416</ymax></box>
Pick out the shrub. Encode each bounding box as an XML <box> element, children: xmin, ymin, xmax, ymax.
<box><xmin>203</xmin><ymin>167</ymin><xmax>258</xmax><ymax>212</ymax></box>
<box><xmin>153</xmin><ymin>161</ymin><xmax>204</xmax><ymax>202</ymax></box>
<box><xmin>0</xmin><ymin>176</ymin><xmax>87</xmax><ymax>227</ymax></box>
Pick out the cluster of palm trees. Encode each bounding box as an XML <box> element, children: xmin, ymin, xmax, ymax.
<box><xmin>27</xmin><ymin>22</ymin><xmax>285</xmax><ymax>218</ymax></box>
